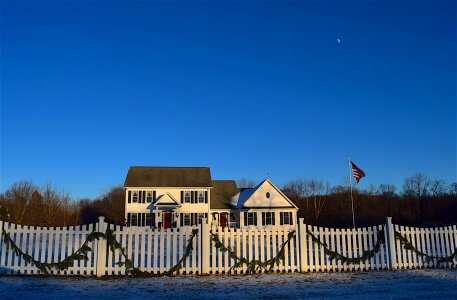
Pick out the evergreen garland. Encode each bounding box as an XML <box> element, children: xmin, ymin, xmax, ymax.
<box><xmin>1</xmin><ymin>226</ymin><xmax>105</xmax><ymax>274</ymax></box>
<box><xmin>394</xmin><ymin>231</ymin><xmax>456</xmax><ymax>267</ymax></box>
<box><xmin>0</xmin><ymin>225</ymin><xmax>198</xmax><ymax>277</ymax></box>
<box><xmin>210</xmin><ymin>230</ymin><xmax>296</xmax><ymax>273</ymax></box>
<box><xmin>104</xmin><ymin>227</ymin><xmax>199</xmax><ymax>277</ymax></box>
<box><xmin>304</xmin><ymin>228</ymin><xmax>385</xmax><ymax>264</ymax></box>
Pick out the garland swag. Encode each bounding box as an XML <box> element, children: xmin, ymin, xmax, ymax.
<box><xmin>210</xmin><ymin>230</ymin><xmax>296</xmax><ymax>273</ymax></box>
<box><xmin>1</xmin><ymin>227</ymin><xmax>105</xmax><ymax>274</ymax></box>
<box><xmin>394</xmin><ymin>231</ymin><xmax>456</xmax><ymax>267</ymax></box>
<box><xmin>105</xmin><ymin>227</ymin><xmax>198</xmax><ymax>277</ymax></box>
<box><xmin>0</xmin><ymin>225</ymin><xmax>198</xmax><ymax>277</ymax></box>
<box><xmin>304</xmin><ymin>228</ymin><xmax>386</xmax><ymax>264</ymax></box>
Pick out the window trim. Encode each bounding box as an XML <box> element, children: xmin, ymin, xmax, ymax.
<box><xmin>283</xmin><ymin>212</ymin><xmax>290</xmax><ymax>225</ymax></box>
<box><xmin>247</xmin><ymin>212</ymin><xmax>255</xmax><ymax>226</ymax></box>
<box><xmin>184</xmin><ymin>191</ymin><xmax>191</xmax><ymax>203</ymax></box>
<box><xmin>131</xmin><ymin>213</ymin><xmax>138</xmax><ymax>226</ymax></box>
<box><xmin>198</xmin><ymin>191</ymin><xmax>205</xmax><ymax>203</ymax></box>
<box><xmin>265</xmin><ymin>212</ymin><xmax>272</xmax><ymax>225</ymax></box>
<box><xmin>183</xmin><ymin>213</ymin><xmax>191</xmax><ymax>226</ymax></box>
<box><xmin>132</xmin><ymin>191</ymin><xmax>139</xmax><ymax>203</ymax></box>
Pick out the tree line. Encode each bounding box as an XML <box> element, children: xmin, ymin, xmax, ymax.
<box><xmin>1</xmin><ymin>173</ymin><xmax>456</xmax><ymax>228</ymax></box>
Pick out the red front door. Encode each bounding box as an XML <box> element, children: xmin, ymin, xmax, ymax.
<box><xmin>220</xmin><ymin>213</ymin><xmax>227</xmax><ymax>229</ymax></box>
<box><xmin>163</xmin><ymin>212</ymin><xmax>171</xmax><ymax>229</ymax></box>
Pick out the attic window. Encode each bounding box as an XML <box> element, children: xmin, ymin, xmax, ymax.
<box><xmin>266</xmin><ymin>192</ymin><xmax>270</xmax><ymax>198</ymax></box>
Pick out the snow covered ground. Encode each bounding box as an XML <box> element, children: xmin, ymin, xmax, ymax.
<box><xmin>0</xmin><ymin>269</ymin><xmax>456</xmax><ymax>299</ymax></box>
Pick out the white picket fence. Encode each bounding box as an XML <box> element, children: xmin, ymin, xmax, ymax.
<box><xmin>0</xmin><ymin>217</ymin><xmax>456</xmax><ymax>276</ymax></box>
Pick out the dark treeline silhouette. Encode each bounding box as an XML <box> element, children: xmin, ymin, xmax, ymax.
<box><xmin>1</xmin><ymin>173</ymin><xmax>456</xmax><ymax>228</ymax></box>
<box><xmin>0</xmin><ymin>181</ymin><xmax>125</xmax><ymax>227</ymax></box>
<box><xmin>283</xmin><ymin>174</ymin><xmax>457</xmax><ymax>227</ymax></box>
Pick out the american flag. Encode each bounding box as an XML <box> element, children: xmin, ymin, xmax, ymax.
<box><xmin>351</xmin><ymin>161</ymin><xmax>366</xmax><ymax>183</ymax></box>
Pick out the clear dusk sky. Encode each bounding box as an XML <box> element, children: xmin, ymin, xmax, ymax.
<box><xmin>1</xmin><ymin>1</ymin><xmax>456</xmax><ymax>199</ymax></box>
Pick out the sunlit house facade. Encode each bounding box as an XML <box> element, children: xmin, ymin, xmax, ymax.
<box><xmin>124</xmin><ymin>166</ymin><xmax>298</xmax><ymax>229</ymax></box>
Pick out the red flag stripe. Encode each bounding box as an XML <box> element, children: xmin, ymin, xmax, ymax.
<box><xmin>351</xmin><ymin>161</ymin><xmax>366</xmax><ymax>183</ymax></box>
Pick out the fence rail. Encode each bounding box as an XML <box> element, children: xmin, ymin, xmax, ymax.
<box><xmin>0</xmin><ymin>217</ymin><xmax>456</xmax><ymax>276</ymax></box>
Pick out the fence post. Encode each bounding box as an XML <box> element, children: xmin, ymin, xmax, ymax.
<box><xmin>96</xmin><ymin>216</ymin><xmax>107</xmax><ymax>278</ymax></box>
<box><xmin>298</xmin><ymin>218</ymin><xmax>307</xmax><ymax>272</ymax></box>
<box><xmin>200</xmin><ymin>218</ymin><xmax>210</xmax><ymax>275</ymax></box>
<box><xmin>385</xmin><ymin>217</ymin><xmax>397</xmax><ymax>270</ymax></box>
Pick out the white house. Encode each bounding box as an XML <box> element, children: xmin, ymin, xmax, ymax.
<box><xmin>124</xmin><ymin>166</ymin><xmax>298</xmax><ymax>229</ymax></box>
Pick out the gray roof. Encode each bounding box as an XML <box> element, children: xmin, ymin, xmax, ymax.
<box><xmin>210</xmin><ymin>180</ymin><xmax>240</xmax><ymax>209</ymax></box>
<box><xmin>124</xmin><ymin>167</ymin><xmax>212</xmax><ymax>188</ymax></box>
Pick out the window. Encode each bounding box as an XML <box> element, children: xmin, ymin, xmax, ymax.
<box><xmin>132</xmin><ymin>192</ymin><xmax>139</xmax><ymax>203</ymax></box>
<box><xmin>147</xmin><ymin>192</ymin><xmax>153</xmax><ymax>203</ymax></box>
<box><xmin>184</xmin><ymin>191</ymin><xmax>191</xmax><ymax>203</ymax></box>
<box><xmin>198</xmin><ymin>213</ymin><xmax>205</xmax><ymax>224</ymax></box>
<box><xmin>146</xmin><ymin>213</ymin><xmax>152</xmax><ymax>226</ymax></box>
<box><xmin>265</xmin><ymin>212</ymin><xmax>272</xmax><ymax>225</ymax></box>
<box><xmin>131</xmin><ymin>213</ymin><xmax>138</xmax><ymax>226</ymax></box>
<box><xmin>266</xmin><ymin>192</ymin><xmax>270</xmax><ymax>198</ymax></box>
<box><xmin>198</xmin><ymin>191</ymin><xmax>205</xmax><ymax>203</ymax></box>
<box><xmin>283</xmin><ymin>212</ymin><xmax>290</xmax><ymax>225</ymax></box>
<box><xmin>183</xmin><ymin>213</ymin><xmax>191</xmax><ymax>226</ymax></box>
<box><xmin>247</xmin><ymin>212</ymin><xmax>255</xmax><ymax>226</ymax></box>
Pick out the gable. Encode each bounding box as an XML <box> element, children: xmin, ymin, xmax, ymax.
<box><xmin>154</xmin><ymin>193</ymin><xmax>181</xmax><ymax>207</ymax></box>
<box><xmin>239</xmin><ymin>179</ymin><xmax>297</xmax><ymax>209</ymax></box>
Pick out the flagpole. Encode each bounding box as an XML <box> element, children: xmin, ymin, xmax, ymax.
<box><xmin>348</xmin><ymin>157</ymin><xmax>356</xmax><ymax>229</ymax></box>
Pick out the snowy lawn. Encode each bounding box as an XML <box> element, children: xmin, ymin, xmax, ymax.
<box><xmin>0</xmin><ymin>269</ymin><xmax>456</xmax><ymax>299</ymax></box>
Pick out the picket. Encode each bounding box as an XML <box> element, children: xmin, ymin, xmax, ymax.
<box><xmin>1</xmin><ymin>218</ymin><xmax>456</xmax><ymax>276</ymax></box>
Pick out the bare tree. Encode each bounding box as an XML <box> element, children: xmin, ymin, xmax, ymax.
<box><xmin>450</xmin><ymin>182</ymin><xmax>457</xmax><ymax>196</ymax></box>
<box><xmin>305</xmin><ymin>179</ymin><xmax>329</xmax><ymax>223</ymax></box>
<box><xmin>403</xmin><ymin>173</ymin><xmax>431</xmax><ymax>197</ymax></box>
<box><xmin>41</xmin><ymin>182</ymin><xmax>61</xmax><ymax>226</ymax></box>
<box><xmin>429</xmin><ymin>179</ymin><xmax>447</xmax><ymax>196</ymax></box>
<box><xmin>282</xmin><ymin>179</ymin><xmax>306</xmax><ymax>203</ymax></box>
<box><xmin>2</xmin><ymin>180</ymin><xmax>36</xmax><ymax>223</ymax></box>
<box><xmin>236</xmin><ymin>178</ymin><xmax>256</xmax><ymax>188</ymax></box>
<box><xmin>379</xmin><ymin>184</ymin><xmax>397</xmax><ymax>216</ymax></box>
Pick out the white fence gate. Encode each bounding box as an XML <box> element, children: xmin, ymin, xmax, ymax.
<box><xmin>0</xmin><ymin>217</ymin><xmax>456</xmax><ymax>276</ymax></box>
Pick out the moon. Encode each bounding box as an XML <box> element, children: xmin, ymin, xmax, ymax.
<box><xmin>336</xmin><ymin>38</ymin><xmax>341</xmax><ymax>44</ymax></box>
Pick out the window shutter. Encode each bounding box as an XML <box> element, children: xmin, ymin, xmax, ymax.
<box><xmin>143</xmin><ymin>191</ymin><xmax>146</xmax><ymax>203</ymax></box>
<box><xmin>272</xmin><ymin>212</ymin><xmax>276</xmax><ymax>225</ymax></box>
<box><xmin>191</xmin><ymin>191</ymin><xmax>194</xmax><ymax>203</ymax></box>
<box><xmin>205</xmin><ymin>191</ymin><xmax>208</xmax><ymax>203</ymax></box>
<box><xmin>142</xmin><ymin>213</ymin><xmax>146</xmax><ymax>226</ymax></box>
<box><xmin>205</xmin><ymin>213</ymin><xmax>208</xmax><ymax>218</ymax></box>
<box><xmin>128</xmin><ymin>191</ymin><xmax>131</xmax><ymax>203</ymax></box>
<box><xmin>262</xmin><ymin>212</ymin><xmax>265</xmax><ymax>226</ymax></box>
<box><xmin>253</xmin><ymin>213</ymin><xmax>257</xmax><ymax>226</ymax></box>
<box><xmin>280</xmin><ymin>212</ymin><xmax>283</xmax><ymax>225</ymax></box>
<box><xmin>181</xmin><ymin>191</ymin><xmax>184</xmax><ymax>203</ymax></box>
<box><xmin>289</xmin><ymin>212</ymin><xmax>293</xmax><ymax>225</ymax></box>
<box><xmin>127</xmin><ymin>213</ymin><xmax>131</xmax><ymax>226</ymax></box>
<box><xmin>180</xmin><ymin>213</ymin><xmax>183</xmax><ymax>227</ymax></box>
<box><xmin>244</xmin><ymin>213</ymin><xmax>248</xmax><ymax>226</ymax></box>
<box><xmin>139</xmin><ymin>191</ymin><xmax>142</xmax><ymax>203</ymax></box>
<box><xmin>153</xmin><ymin>191</ymin><xmax>156</xmax><ymax>202</ymax></box>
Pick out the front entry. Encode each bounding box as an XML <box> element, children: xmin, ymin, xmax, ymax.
<box><xmin>220</xmin><ymin>212</ymin><xmax>228</xmax><ymax>229</ymax></box>
<box><xmin>163</xmin><ymin>211</ymin><xmax>172</xmax><ymax>229</ymax></box>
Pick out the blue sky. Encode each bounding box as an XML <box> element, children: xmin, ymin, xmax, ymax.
<box><xmin>1</xmin><ymin>1</ymin><xmax>455</xmax><ymax>198</ymax></box>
